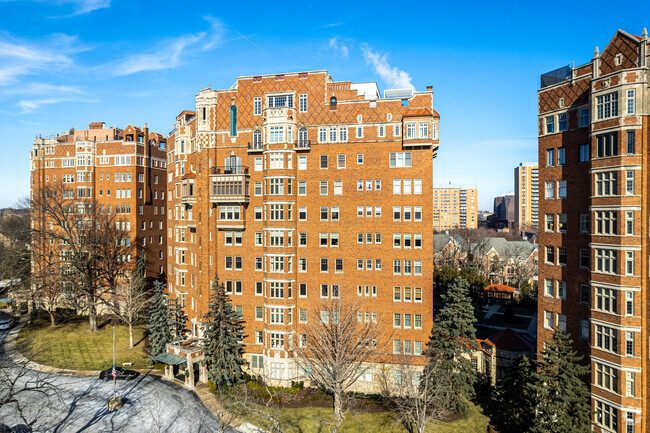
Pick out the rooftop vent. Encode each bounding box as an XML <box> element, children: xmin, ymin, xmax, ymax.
<box><xmin>384</xmin><ymin>88</ymin><xmax>413</xmax><ymax>99</ymax></box>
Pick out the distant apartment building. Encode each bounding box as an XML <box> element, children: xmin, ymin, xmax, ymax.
<box><xmin>30</xmin><ymin>122</ymin><xmax>168</xmax><ymax>281</ymax></box>
<box><xmin>493</xmin><ymin>192</ymin><xmax>514</xmax><ymax>224</ymax></box>
<box><xmin>514</xmin><ymin>162</ymin><xmax>539</xmax><ymax>230</ymax></box>
<box><xmin>432</xmin><ymin>188</ymin><xmax>477</xmax><ymax>231</ymax></box>
<box><xmin>538</xmin><ymin>29</ymin><xmax>649</xmax><ymax>433</ymax></box>
<box><xmin>166</xmin><ymin>71</ymin><xmax>439</xmax><ymax>389</ymax></box>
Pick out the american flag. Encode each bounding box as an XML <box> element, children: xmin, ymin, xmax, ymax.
<box><xmin>111</xmin><ymin>366</ymin><xmax>116</xmax><ymax>379</ymax></box>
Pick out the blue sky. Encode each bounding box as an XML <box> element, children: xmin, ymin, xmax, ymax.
<box><xmin>1</xmin><ymin>0</ymin><xmax>649</xmax><ymax>209</ymax></box>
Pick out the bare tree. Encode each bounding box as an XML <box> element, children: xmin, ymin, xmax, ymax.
<box><xmin>379</xmin><ymin>354</ymin><xmax>453</xmax><ymax>433</ymax></box>
<box><xmin>111</xmin><ymin>251</ymin><xmax>149</xmax><ymax>348</ymax></box>
<box><xmin>502</xmin><ymin>244</ymin><xmax>537</xmax><ymax>291</ymax></box>
<box><xmin>0</xmin><ymin>197</ymin><xmax>31</xmax><ymax>306</ymax></box>
<box><xmin>30</xmin><ymin>238</ymin><xmax>65</xmax><ymax>326</ymax></box>
<box><xmin>293</xmin><ymin>296</ymin><xmax>384</xmax><ymax>425</ymax></box>
<box><xmin>31</xmin><ymin>183</ymin><xmax>134</xmax><ymax>332</ymax></box>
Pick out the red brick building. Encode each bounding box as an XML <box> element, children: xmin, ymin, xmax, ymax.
<box><xmin>538</xmin><ymin>29</ymin><xmax>649</xmax><ymax>432</ymax></box>
<box><xmin>166</xmin><ymin>71</ymin><xmax>439</xmax><ymax>389</ymax></box>
<box><xmin>30</xmin><ymin>122</ymin><xmax>168</xmax><ymax>286</ymax></box>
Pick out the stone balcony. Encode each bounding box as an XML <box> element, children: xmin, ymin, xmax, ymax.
<box><xmin>209</xmin><ymin>166</ymin><xmax>250</xmax><ymax>204</ymax></box>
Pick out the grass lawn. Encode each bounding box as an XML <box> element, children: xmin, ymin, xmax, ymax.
<box><xmin>243</xmin><ymin>401</ymin><xmax>489</xmax><ymax>433</ymax></box>
<box><xmin>16</xmin><ymin>318</ymin><xmax>150</xmax><ymax>370</ymax></box>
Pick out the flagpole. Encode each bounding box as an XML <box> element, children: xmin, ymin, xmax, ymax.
<box><xmin>113</xmin><ymin>326</ymin><xmax>116</xmax><ymax>398</ymax></box>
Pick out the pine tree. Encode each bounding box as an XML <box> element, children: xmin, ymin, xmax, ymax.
<box><xmin>168</xmin><ymin>297</ymin><xmax>187</xmax><ymax>340</ymax></box>
<box><xmin>492</xmin><ymin>355</ymin><xmax>535</xmax><ymax>433</ymax></box>
<box><xmin>528</xmin><ymin>330</ymin><xmax>591</xmax><ymax>433</ymax></box>
<box><xmin>148</xmin><ymin>280</ymin><xmax>172</xmax><ymax>357</ymax></box>
<box><xmin>424</xmin><ymin>276</ymin><xmax>477</xmax><ymax>413</ymax></box>
<box><xmin>201</xmin><ymin>275</ymin><xmax>246</xmax><ymax>387</ymax></box>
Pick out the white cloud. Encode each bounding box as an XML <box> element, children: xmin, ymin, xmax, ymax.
<box><xmin>17</xmin><ymin>96</ymin><xmax>97</xmax><ymax>114</ymax></box>
<box><xmin>0</xmin><ymin>33</ymin><xmax>86</xmax><ymax>84</ymax></box>
<box><xmin>328</xmin><ymin>37</ymin><xmax>349</xmax><ymax>58</ymax></box>
<box><xmin>361</xmin><ymin>44</ymin><xmax>414</xmax><ymax>90</ymax></box>
<box><xmin>5</xmin><ymin>83</ymin><xmax>85</xmax><ymax>95</ymax></box>
<box><xmin>0</xmin><ymin>0</ymin><xmax>110</xmax><ymax>15</ymax></box>
<box><xmin>107</xmin><ymin>16</ymin><xmax>223</xmax><ymax>77</ymax></box>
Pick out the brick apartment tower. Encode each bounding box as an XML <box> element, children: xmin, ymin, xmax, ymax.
<box><xmin>514</xmin><ymin>162</ymin><xmax>539</xmax><ymax>231</ymax></box>
<box><xmin>432</xmin><ymin>188</ymin><xmax>478</xmax><ymax>231</ymax></box>
<box><xmin>30</xmin><ymin>122</ymin><xmax>168</xmax><ymax>282</ymax></box>
<box><xmin>538</xmin><ymin>29</ymin><xmax>650</xmax><ymax>433</ymax></box>
<box><xmin>166</xmin><ymin>71</ymin><xmax>439</xmax><ymax>388</ymax></box>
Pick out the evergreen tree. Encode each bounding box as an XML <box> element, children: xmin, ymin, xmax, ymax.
<box><xmin>201</xmin><ymin>275</ymin><xmax>246</xmax><ymax>387</ymax></box>
<box><xmin>168</xmin><ymin>297</ymin><xmax>187</xmax><ymax>340</ymax></box>
<box><xmin>528</xmin><ymin>330</ymin><xmax>591</xmax><ymax>433</ymax></box>
<box><xmin>492</xmin><ymin>355</ymin><xmax>535</xmax><ymax>433</ymax></box>
<box><xmin>424</xmin><ymin>276</ymin><xmax>477</xmax><ymax>413</ymax></box>
<box><xmin>147</xmin><ymin>280</ymin><xmax>172</xmax><ymax>357</ymax></box>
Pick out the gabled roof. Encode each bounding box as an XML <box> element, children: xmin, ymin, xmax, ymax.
<box><xmin>485</xmin><ymin>328</ymin><xmax>534</xmax><ymax>353</ymax></box>
<box><xmin>403</xmin><ymin>107</ymin><xmax>438</xmax><ymax>117</ymax></box>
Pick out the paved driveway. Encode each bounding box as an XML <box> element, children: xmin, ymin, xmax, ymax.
<box><xmin>0</xmin><ymin>326</ymin><xmax>223</xmax><ymax>432</ymax></box>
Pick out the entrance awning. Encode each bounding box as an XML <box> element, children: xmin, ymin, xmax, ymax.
<box><xmin>153</xmin><ymin>352</ymin><xmax>187</xmax><ymax>366</ymax></box>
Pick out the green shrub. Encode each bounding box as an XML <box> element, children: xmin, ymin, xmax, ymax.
<box><xmin>0</xmin><ymin>302</ymin><xmax>8</xmax><ymax>309</ymax></box>
<box><xmin>208</xmin><ymin>379</ymin><xmax>217</xmax><ymax>392</ymax></box>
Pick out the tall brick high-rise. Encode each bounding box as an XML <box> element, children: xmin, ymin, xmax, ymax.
<box><xmin>166</xmin><ymin>71</ymin><xmax>439</xmax><ymax>389</ymax></box>
<box><xmin>432</xmin><ymin>187</ymin><xmax>478</xmax><ymax>230</ymax></box>
<box><xmin>538</xmin><ymin>29</ymin><xmax>649</xmax><ymax>433</ymax></box>
<box><xmin>30</xmin><ymin>122</ymin><xmax>168</xmax><ymax>283</ymax></box>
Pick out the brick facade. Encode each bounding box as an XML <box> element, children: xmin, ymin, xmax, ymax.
<box><xmin>538</xmin><ymin>29</ymin><xmax>649</xmax><ymax>433</ymax></box>
<box><xmin>166</xmin><ymin>71</ymin><xmax>439</xmax><ymax>390</ymax></box>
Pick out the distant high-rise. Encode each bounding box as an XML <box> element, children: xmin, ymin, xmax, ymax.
<box><xmin>514</xmin><ymin>162</ymin><xmax>539</xmax><ymax>230</ymax></box>
<box><xmin>493</xmin><ymin>193</ymin><xmax>514</xmax><ymax>224</ymax></box>
<box><xmin>432</xmin><ymin>188</ymin><xmax>477</xmax><ymax>231</ymax></box>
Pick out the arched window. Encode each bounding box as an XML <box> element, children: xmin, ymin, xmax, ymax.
<box><xmin>224</xmin><ymin>155</ymin><xmax>242</xmax><ymax>174</ymax></box>
<box><xmin>230</xmin><ymin>105</ymin><xmax>238</xmax><ymax>136</ymax></box>
<box><xmin>298</xmin><ymin>127</ymin><xmax>308</xmax><ymax>147</ymax></box>
<box><xmin>253</xmin><ymin>129</ymin><xmax>262</xmax><ymax>149</ymax></box>
<box><xmin>330</xmin><ymin>96</ymin><xmax>337</xmax><ymax>107</ymax></box>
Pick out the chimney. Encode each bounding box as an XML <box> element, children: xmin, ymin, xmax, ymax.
<box><xmin>426</xmin><ymin>85</ymin><xmax>432</xmax><ymax>92</ymax></box>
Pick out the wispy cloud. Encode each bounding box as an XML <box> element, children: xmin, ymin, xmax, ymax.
<box><xmin>322</xmin><ymin>22</ymin><xmax>342</xmax><ymax>28</ymax></box>
<box><xmin>0</xmin><ymin>33</ymin><xmax>87</xmax><ymax>84</ymax></box>
<box><xmin>0</xmin><ymin>0</ymin><xmax>110</xmax><ymax>16</ymax></box>
<box><xmin>17</xmin><ymin>96</ymin><xmax>98</xmax><ymax>114</ymax></box>
<box><xmin>328</xmin><ymin>37</ymin><xmax>349</xmax><ymax>58</ymax></box>
<box><xmin>106</xmin><ymin>16</ymin><xmax>224</xmax><ymax>77</ymax></box>
<box><xmin>5</xmin><ymin>83</ymin><xmax>85</xmax><ymax>95</ymax></box>
<box><xmin>361</xmin><ymin>44</ymin><xmax>414</xmax><ymax>90</ymax></box>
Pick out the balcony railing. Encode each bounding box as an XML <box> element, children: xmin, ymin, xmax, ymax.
<box><xmin>247</xmin><ymin>140</ymin><xmax>311</xmax><ymax>151</ymax></box>
<box><xmin>209</xmin><ymin>166</ymin><xmax>250</xmax><ymax>203</ymax></box>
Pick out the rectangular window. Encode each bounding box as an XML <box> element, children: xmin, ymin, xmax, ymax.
<box><xmin>626</xmin><ymin>211</ymin><xmax>634</xmax><ymax>235</ymax></box>
<box><xmin>337</xmin><ymin>154</ymin><xmax>346</xmax><ymax>169</ymax></box>
<box><xmin>595</xmin><ymin>211</ymin><xmax>617</xmax><ymax>235</ymax></box>
<box><xmin>626</xmin><ymin>251</ymin><xmax>634</xmax><ymax>276</ymax></box>
<box><xmin>556</xmin><ymin>280</ymin><xmax>566</xmax><ymax>300</ymax></box>
<box><xmin>626</xmin><ymin>292</ymin><xmax>634</xmax><ymax>316</ymax></box>
<box><xmin>320</xmin><ymin>155</ymin><xmax>328</xmax><ymax>169</ymax></box>
<box><xmin>579</xmin><ymin>108</ymin><xmax>590</xmax><ymax>127</ymax></box>
<box><xmin>595</xmin><ymin>249</ymin><xmax>617</xmax><ymax>274</ymax></box>
<box><xmin>557</xmin><ymin>147</ymin><xmax>565</xmax><ymax>165</ymax></box>
<box><xmin>299</xmin><ymin>93</ymin><xmax>307</xmax><ymax>113</ymax></box>
<box><xmin>389</xmin><ymin>152</ymin><xmax>412</xmax><ymax>168</ymax></box>
<box><xmin>596</xmin><ymin>362</ymin><xmax>619</xmax><ymax>393</ymax></box>
<box><xmin>298</xmin><ymin>181</ymin><xmax>306</xmax><ymax>195</ymax></box>
<box><xmin>626</xmin><ymin>130</ymin><xmax>635</xmax><ymax>154</ymax></box>
<box><xmin>545</xmin><ymin>116</ymin><xmax>554</xmax><ymax>134</ymax></box>
<box><xmin>557</xmin><ymin>214</ymin><xmax>567</xmax><ymax>232</ymax></box>
<box><xmin>595</xmin><ymin>172</ymin><xmax>617</xmax><ymax>196</ymax></box>
<box><xmin>596</xmin><ymin>287</ymin><xmax>618</xmax><ymax>314</ymax></box>
<box><xmin>596</xmin><ymin>133</ymin><xmax>618</xmax><ymax>158</ymax></box>
<box><xmin>558</xmin><ymin>113</ymin><xmax>567</xmax><ymax>132</ymax></box>
<box><xmin>546</xmin><ymin>149</ymin><xmax>555</xmax><ymax>167</ymax></box>
<box><xmin>627</xmin><ymin>89</ymin><xmax>635</xmax><ymax>115</ymax></box>
<box><xmin>626</xmin><ymin>171</ymin><xmax>634</xmax><ymax>195</ymax></box>
<box><xmin>579</xmin><ymin>143</ymin><xmax>590</xmax><ymax>162</ymax></box>
<box><xmin>545</xmin><ymin>181</ymin><xmax>554</xmax><ymax>199</ymax></box>
<box><xmin>558</xmin><ymin>247</ymin><xmax>567</xmax><ymax>265</ymax></box>
<box><xmin>580</xmin><ymin>249</ymin><xmax>590</xmax><ymax>268</ymax></box>
<box><xmin>544</xmin><ymin>279</ymin><xmax>553</xmax><ymax>297</ymax></box>
<box><xmin>320</xmin><ymin>180</ymin><xmax>328</xmax><ymax>196</ymax></box>
<box><xmin>545</xmin><ymin>246</ymin><xmax>554</xmax><ymax>264</ymax></box>
<box><xmin>320</xmin><ymin>206</ymin><xmax>328</xmax><ymax>221</ymax></box>
<box><xmin>298</xmin><ymin>155</ymin><xmax>307</xmax><ymax>170</ymax></box>
<box><xmin>545</xmin><ymin>214</ymin><xmax>554</xmax><ymax>231</ymax></box>
<box><xmin>626</xmin><ymin>331</ymin><xmax>635</xmax><ymax>356</ymax></box>
<box><xmin>580</xmin><ymin>214</ymin><xmax>589</xmax><ymax>233</ymax></box>
<box><xmin>406</xmin><ymin>123</ymin><xmax>416</xmax><ymax>138</ymax></box>
<box><xmin>558</xmin><ymin>180</ymin><xmax>567</xmax><ymax>198</ymax></box>
<box><xmin>597</xmin><ymin>92</ymin><xmax>619</xmax><ymax>120</ymax></box>
<box><xmin>393</xmin><ymin>179</ymin><xmax>401</xmax><ymax>194</ymax></box>
<box><xmin>331</xmin><ymin>207</ymin><xmax>339</xmax><ymax>221</ymax></box>
<box><xmin>595</xmin><ymin>401</ymin><xmax>618</xmax><ymax>431</ymax></box>
<box><xmin>299</xmin><ymin>207</ymin><xmax>307</xmax><ymax>220</ymax></box>
<box><xmin>334</xmin><ymin>180</ymin><xmax>342</xmax><ymax>195</ymax></box>
<box><xmin>544</xmin><ymin>311</ymin><xmax>554</xmax><ymax>330</ymax></box>
<box><xmin>254</xmin><ymin>97</ymin><xmax>262</xmax><ymax>115</ymax></box>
